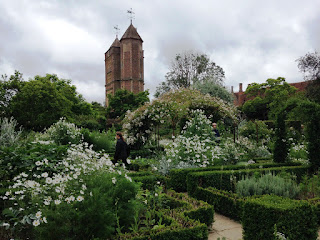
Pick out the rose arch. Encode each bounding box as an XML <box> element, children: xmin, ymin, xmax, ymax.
<box><xmin>122</xmin><ymin>88</ymin><xmax>238</xmax><ymax>148</ymax></box>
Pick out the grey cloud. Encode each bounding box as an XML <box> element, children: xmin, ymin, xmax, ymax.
<box><xmin>0</xmin><ymin>0</ymin><xmax>320</xmax><ymax>103</ymax></box>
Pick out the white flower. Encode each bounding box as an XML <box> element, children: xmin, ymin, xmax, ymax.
<box><xmin>35</xmin><ymin>161</ymin><xmax>42</xmax><ymax>166</ymax></box>
<box><xmin>35</xmin><ymin>211</ymin><xmax>42</xmax><ymax>218</ymax></box>
<box><xmin>41</xmin><ymin>172</ymin><xmax>48</xmax><ymax>178</ymax></box>
<box><xmin>77</xmin><ymin>196</ymin><xmax>84</xmax><ymax>202</ymax></box>
<box><xmin>45</xmin><ymin>177</ymin><xmax>53</xmax><ymax>184</ymax></box>
<box><xmin>55</xmin><ymin>199</ymin><xmax>61</xmax><ymax>205</ymax></box>
<box><xmin>42</xmin><ymin>217</ymin><xmax>47</xmax><ymax>223</ymax></box>
<box><xmin>112</xmin><ymin>177</ymin><xmax>117</xmax><ymax>184</ymax></box>
<box><xmin>33</xmin><ymin>219</ymin><xmax>40</xmax><ymax>227</ymax></box>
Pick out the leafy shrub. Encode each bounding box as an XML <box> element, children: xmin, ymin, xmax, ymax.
<box><xmin>44</xmin><ymin>118</ymin><xmax>82</xmax><ymax>145</ymax></box>
<box><xmin>34</xmin><ymin>171</ymin><xmax>140</xmax><ymax>240</ymax></box>
<box><xmin>236</xmin><ymin>173</ymin><xmax>300</xmax><ymax>198</ymax></box>
<box><xmin>168</xmin><ymin>162</ymin><xmax>302</xmax><ymax>192</ymax></box>
<box><xmin>0</xmin><ymin>142</ymin><xmax>68</xmax><ymax>183</ymax></box>
<box><xmin>288</xmin><ymin>142</ymin><xmax>308</xmax><ymax>164</ymax></box>
<box><xmin>186</xmin><ymin>165</ymin><xmax>309</xmax><ymax>194</ymax></box>
<box><xmin>239</xmin><ymin>120</ymin><xmax>272</xmax><ymax>141</ymax></box>
<box><xmin>0</xmin><ymin>140</ymin><xmax>126</xmax><ymax>239</ymax></box>
<box><xmin>0</xmin><ymin>117</ymin><xmax>22</xmax><ymax>147</ymax></box>
<box><xmin>273</xmin><ymin>111</ymin><xmax>289</xmax><ymax>163</ymax></box>
<box><xmin>81</xmin><ymin>127</ymin><xmax>116</xmax><ymax>152</ymax></box>
<box><xmin>299</xmin><ymin>174</ymin><xmax>320</xmax><ymax>199</ymax></box>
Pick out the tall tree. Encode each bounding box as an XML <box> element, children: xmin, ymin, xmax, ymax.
<box><xmin>297</xmin><ymin>51</ymin><xmax>320</xmax><ymax>103</ymax></box>
<box><xmin>242</xmin><ymin>77</ymin><xmax>297</xmax><ymax>120</ymax></box>
<box><xmin>297</xmin><ymin>51</ymin><xmax>320</xmax><ymax>81</ymax></box>
<box><xmin>0</xmin><ymin>71</ymin><xmax>24</xmax><ymax>118</ymax></box>
<box><xmin>10</xmin><ymin>74</ymin><xmax>89</xmax><ymax>130</ymax></box>
<box><xmin>107</xmin><ymin>89</ymin><xmax>149</xmax><ymax>119</ymax></box>
<box><xmin>155</xmin><ymin>52</ymin><xmax>225</xmax><ymax>97</ymax></box>
<box><xmin>193</xmin><ymin>79</ymin><xmax>234</xmax><ymax>103</ymax></box>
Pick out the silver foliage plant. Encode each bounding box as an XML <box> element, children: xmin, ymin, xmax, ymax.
<box><xmin>0</xmin><ymin>117</ymin><xmax>22</xmax><ymax>147</ymax></box>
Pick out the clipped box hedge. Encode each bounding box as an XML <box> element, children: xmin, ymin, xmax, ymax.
<box><xmin>130</xmin><ymin>173</ymin><xmax>166</xmax><ymax>190</ymax></box>
<box><xmin>119</xmin><ymin>190</ymin><xmax>213</xmax><ymax>240</ymax></box>
<box><xmin>186</xmin><ymin>165</ymin><xmax>310</xmax><ymax>195</ymax></box>
<box><xmin>121</xmin><ymin>217</ymin><xmax>208</xmax><ymax>240</ymax></box>
<box><xmin>194</xmin><ymin>187</ymin><xmax>244</xmax><ymax>221</ymax></box>
<box><xmin>168</xmin><ymin>162</ymin><xmax>301</xmax><ymax>192</ymax></box>
<box><xmin>242</xmin><ymin>195</ymin><xmax>318</xmax><ymax>240</ymax></box>
<box><xmin>164</xmin><ymin>190</ymin><xmax>214</xmax><ymax>226</ymax></box>
<box><xmin>308</xmin><ymin>198</ymin><xmax>320</xmax><ymax>226</ymax></box>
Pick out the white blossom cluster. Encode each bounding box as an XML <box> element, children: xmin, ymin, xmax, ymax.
<box><xmin>154</xmin><ymin>109</ymin><xmax>222</xmax><ymax>174</ymax></box>
<box><xmin>42</xmin><ymin>117</ymin><xmax>82</xmax><ymax>145</ymax></box>
<box><xmin>0</xmin><ymin>141</ymin><xmax>130</xmax><ymax>229</ymax></box>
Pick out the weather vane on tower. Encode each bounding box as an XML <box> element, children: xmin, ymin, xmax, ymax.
<box><xmin>114</xmin><ymin>25</ymin><xmax>120</xmax><ymax>38</ymax></box>
<box><xmin>127</xmin><ymin>8</ymin><xmax>135</xmax><ymax>24</ymax></box>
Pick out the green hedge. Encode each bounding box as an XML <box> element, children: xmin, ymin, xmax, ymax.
<box><xmin>131</xmin><ymin>174</ymin><xmax>166</xmax><ymax>190</ymax></box>
<box><xmin>194</xmin><ymin>187</ymin><xmax>244</xmax><ymax>221</ymax></box>
<box><xmin>127</xmin><ymin>162</ymin><xmax>151</xmax><ymax>171</ymax></box>
<box><xmin>122</xmin><ymin>221</ymin><xmax>208</xmax><ymax>240</ymax></box>
<box><xmin>242</xmin><ymin>195</ymin><xmax>318</xmax><ymax>240</ymax></box>
<box><xmin>165</xmin><ymin>190</ymin><xmax>214</xmax><ymax>226</ymax></box>
<box><xmin>308</xmin><ymin>198</ymin><xmax>320</xmax><ymax>226</ymax></box>
<box><xmin>119</xmin><ymin>190</ymin><xmax>212</xmax><ymax>240</ymax></box>
<box><xmin>186</xmin><ymin>165</ymin><xmax>310</xmax><ymax>195</ymax></box>
<box><xmin>168</xmin><ymin>162</ymin><xmax>301</xmax><ymax>192</ymax></box>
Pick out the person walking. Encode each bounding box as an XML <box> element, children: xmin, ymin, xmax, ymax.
<box><xmin>212</xmin><ymin>122</ymin><xmax>221</xmax><ymax>143</ymax></box>
<box><xmin>114</xmin><ymin>132</ymin><xmax>129</xmax><ymax>166</ymax></box>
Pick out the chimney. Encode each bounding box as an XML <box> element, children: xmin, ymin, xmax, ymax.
<box><xmin>231</xmin><ymin>86</ymin><xmax>234</xmax><ymax>93</ymax></box>
<box><xmin>239</xmin><ymin>83</ymin><xmax>243</xmax><ymax>92</ymax></box>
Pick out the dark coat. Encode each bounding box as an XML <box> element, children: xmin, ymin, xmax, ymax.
<box><xmin>213</xmin><ymin>129</ymin><xmax>220</xmax><ymax>137</ymax></box>
<box><xmin>114</xmin><ymin>138</ymin><xmax>128</xmax><ymax>163</ymax></box>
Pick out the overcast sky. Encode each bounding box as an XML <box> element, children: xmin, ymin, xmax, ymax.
<box><xmin>0</xmin><ymin>0</ymin><xmax>319</xmax><ymax>104</ymax></box>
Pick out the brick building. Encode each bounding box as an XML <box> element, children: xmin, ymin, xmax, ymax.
<box><xmin>105</xmin><ymin>23</ymin><xmax>144</xmax><ymax>106</ymax></box>
<box><xmin>232</xmin><ymin>81</ymin><xmax>310</xmax><ymax>106</ymax></box>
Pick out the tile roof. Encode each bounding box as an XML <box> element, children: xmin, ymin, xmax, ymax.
<box><xmin>121</xmin><ymin>23</ymin><xmax>143</xmax><ymax>42</ymax></box>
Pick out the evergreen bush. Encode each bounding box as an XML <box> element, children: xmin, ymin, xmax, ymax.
<box><xmin>273</xmin><ymin>111</ymin><xmax>289</xmax><ymax>163</ymax></box>
<box><xmin>81</xmin><ymin>128</ymin><xmax>116</xmax><ymax>152</ymax></box>
<box><xmin>242</xmin><ymin>195</ymin><xmax>318</xmax><ymax>240</ymax></box>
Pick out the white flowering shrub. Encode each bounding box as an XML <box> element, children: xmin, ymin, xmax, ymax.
<box><xmin>232</xmin><ymin>136</ymin><xmax>272</xmax><ymax>160</ymax></box>
<box><xmin>153</xmin><ymin>110</ymin><xmax>222</xmax><ymax>174</ymax></box>
<box><xmin>44</xmin><ymin>118</ymin><xmax>82</xmax><ymax>145</ymax></box>
<box><xmin>288</xmin><ymin>142</ymin><xmax>309</xmax><ymax>164</ymax></box>
<box><xmin>0</xmin><ymin>117</ymin><xmax>22</xmax><ymax>147</ymax></box>
<box><xmin>123</xmin><ymin>88</ymin><xmax>238</xmax><ymax>147</ymax></box>
<box><xmin>0</xmin><ymin>141</ymin><xmax>136</xmax><ymax>239</ymax></box>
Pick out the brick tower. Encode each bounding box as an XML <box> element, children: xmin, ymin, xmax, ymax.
<box><xmin>105</xmin><ymin>23</ymin><xmax>144</xmax><ymax>106</ymax></box>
